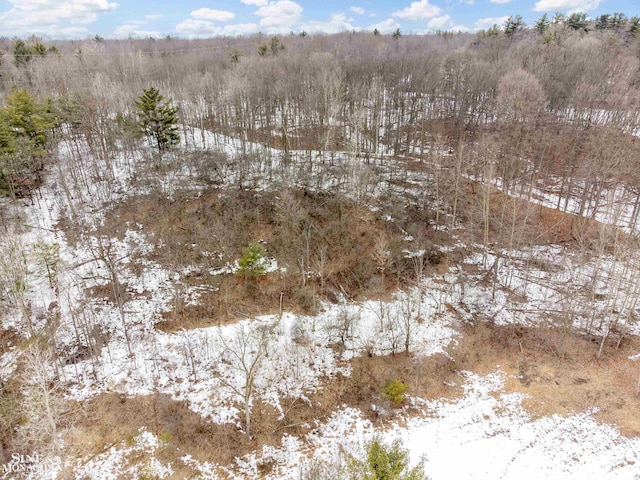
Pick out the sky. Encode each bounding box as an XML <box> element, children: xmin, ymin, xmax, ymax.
<box><xmin>0</xmin><ymin>0</ymin><xmax>639</xmax><ymax>40</ymax></box>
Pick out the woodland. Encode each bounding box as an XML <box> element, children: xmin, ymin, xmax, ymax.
<box><xmin>1</xmin><ymin>12</ymin><xmax>640</xmax><ymax>479</ymax></box>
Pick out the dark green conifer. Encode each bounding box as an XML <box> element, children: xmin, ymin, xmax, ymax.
<box><xmin>134</xmin><ymin>87</ymin><xmax>180</xmax><ymax>151</ymax></box>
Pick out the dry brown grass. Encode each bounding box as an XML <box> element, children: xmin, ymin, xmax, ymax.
<box><xmin>455</xmin><ymin>180</ymin><xmax>605</xmax><ymax>247</ymax></box>
<box><xmin>452</xmin><ymin>322</ymin><xmax>640</xmax><ymax>437</ymax></box>
<box><xmin>62</xmin><ymin>348</ymin><xmax>461</xmax><ymax>477</ymax></box>
<box><xmin>65</xmin><ymin>393</ymin><xmax>254</xmax><ymax>478</ymax></box>
<box><xmin>87</xmin><ymin>187</ymin><xmax>444</xmax><ymax>331</ymax></box>
<box><xmin>0</xmin><ymin>327</ymin><xmax>21</xmax><ymax>356</ymax></box>
<box><xmin>61</xmin><ymin>322</ymin><xmax>640</xmax><ymax>478</ymax></box>
<box><xmin>202</xmin><ymin>118</ymin><xmax>349</xmax><ymax>152</ymax></box>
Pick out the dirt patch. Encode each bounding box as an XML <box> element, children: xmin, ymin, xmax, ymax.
<box><xmin>452</xmin><ymin>322</ymin><xmax>640</xmax><ymax>437</ymax></box>
<box><xmin>0</xmin><ymin>327</ymin><xmax>22</xmax><ymax>357</ymax></box>
<box><xmin>203</xmin><ymin>118</ymin><xmax>348</xmax><ymax>152</ymax></box>
<box><xmin>452</xmin><ymin>179</ymin><xmax>608</xmax><ymax>247</ymax></box>
<box><xmin>321</xmin><ymin>351</ymin><xmax>462</xmax><ymax>419</ymax></box>
<box><xmin>64</xmin><ymin>393</ymin><xmax>253</xmax><ymax>477</ymax></box>
<box><xmin>249</xmin><ymin>351</ymin><xmax>461</xmax><ymax>456</ymax></box>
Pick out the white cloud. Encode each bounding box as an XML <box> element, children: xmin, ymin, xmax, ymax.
<box><xmin>349</xmin><ymin>6</ymin><xmax>365</xmax><ymax>14</ymax></box>
<box><xmin>490</xmin><ymin>0</ymin><xmax>511</xmax><ymax>4</ymax></box>
<box><xmin>191</xmin><ymin>8</ymin><xmax>235</xmax><ymax>22</ymax></box>
<box><xmin>474</xmin><ymin>15</ymin><xmax>509</xmax><ymax>30</ymax></box>
<box><xmin>369</xmin><ymin>18</ymin><xmax>401</xmax><ymax>34</ymax></box>
<box><xmin>175</xmin><ymin>6</ymin><xmax>247</xmax><ymax>38</ymax></box>
<box><xmin>392</xmin><ymin>0</ymin><xmax>442</xmax><ymax>21</ymax></box>
<box><xmin>241</xmin><ymin>0</ymin><xmax>268</xmax><ymax>5</ymax></box>
<box><xmin>0</xmin><ymin>0</ymin><xmax>118</xmax><ymax>37</ymax></box>
<box><xmin>420</xmin><ymin>14</ymin><xmax>469</xmax><ymax>32</ymax></box>
<box><xmin>55</xmin><ymin>26</ymin><xmax>95</xmax><ymax>38</ymax></box>
<box><xmin>175</xmin><ymin>19</ymin><xmax>258</xmax><ymax>38</ymax></box>
<box><xmin>255</xmin><ymin>0</ymin><xmax>303</xmax><ymax>32</ymax></box>
<box><xmin>302</xmin><ymin>13</ymin><xmax>356</xmax><ymax>34</ymax></box>
<box><xmin>26</xmin><ymin>25</ymin><xmax>93</xmax><ymax>39</ymax></box>
<box><xmin>113</xmin><ymin>23</ymin><xmax>161</xmax><ymax>38</ymax></box>
<box><xmin>428</xmin><ymin>14</ymin><xmax>454</xmax><ymax>29</ymax></box>
<box><xmin>532</xmin><ymin>0</ymin><xmax>599</xmax><ymax>12</ymax></box>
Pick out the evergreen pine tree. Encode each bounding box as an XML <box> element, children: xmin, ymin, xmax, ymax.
<box><xmin>0</xmin><ymin>113</ymin><xmax>15</xmax><ymax>155</ymax></box>
<box><xmin>611</xmin><ymin>12</ymin><xmax>628</xmax><ymax>29</ymax></box>
<box><xmin>566</xmin><ymin>12</ymin><xmax>588</xmax><ymax>31</ymax></box>
<box><xmin>486</xmin><ymin>24</ymin><xmax>501</xmax><ymax>36</ymax></box>
<box><xmin>630</xmin><ymin>16</ymin><xmax>640</xmax><ymax>36</ymax></box>
<box><xmin>5</xmin><ymin>88</ymin><xmax>55</xmax><ymax>149</ymax></box>
<box><xmin>237</xmin><ymin>242</ymin><xmax>268</xmax><ymax>279</ymax></box>
<box><xmin>595</xmin><ymin>14</ymin><xmax>611</xmax><ymax>30</ymax></box>
<box><xmin>504</xmin><ymin>15</ymin><xmax>526</xmax><ymax>35</ymax></box>
<box><xmin>535</xmin><ymin>14</ymin><xmax>550</xmax><ymax>34</ymax></box>
<box><xmin>552</xmin><ymin>12</ymin><xmax>566</xmax><ymax>24</ymax></box>
<box><xmin>348</xmin><ymin>438</ymin><xmax>428</xmax><ymax>480</ymax></box>
<box><xmin>134</xmin><ymin>87</ymin><xmax>180</xmax><ymax>151</ymax></box>
<box><xmin>0</xmin><ymin>112</ymin><xmax>17</xmax><ymax>196</ymax></box>
<box><xmin>13</xmin><ymin>40</ymin><xmax>32</xmax><ymax>66</ymax></box>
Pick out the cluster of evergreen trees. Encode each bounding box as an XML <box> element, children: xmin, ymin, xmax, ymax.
<box><xmin>481</xmin><ymin>12</ymin><xmax>640</xmax><ymax>37</ymax></box>
<box><xmin>12</xmin><ymin>39</ymin><xmax>59</xmax><ymax>67</ymax></box>
<box><xmin>0</xmin><ymin>85</ymin><xmax>180</xmax><ymax>197</ymax></box>
<box><xmin>0</xmin><ymin>89</ymin><xmax>56</xmax><ymax>197</ymax></box>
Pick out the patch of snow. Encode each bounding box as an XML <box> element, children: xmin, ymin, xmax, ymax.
<box><xmin>72</xmin><ymin>429</ymin><xmax>173</xmax><ymax>480</ymax></box>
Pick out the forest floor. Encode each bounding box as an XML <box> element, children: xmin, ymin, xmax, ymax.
<box><xmin>1</xmin><ymin>128</ymin><xmax>640</xmax><ymax>479</ymax></box>
<box><xmin>64</xmin><ymin>323</ymin><xmax>640</xmax><ymax>476</ymax></box>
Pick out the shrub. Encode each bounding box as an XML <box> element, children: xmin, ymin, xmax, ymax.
<box><xmin>384</xmin><ymin>378</ymin><xmax>408</xmax><ymax>407</ymax></box>
<box><xmin>138</xmin><ymin>463</ymin><xmax>161</xmax><ymax>480</ymax></box>
<box><xmin>348</xmin><ymin>437</ymin><xmax>428</xmax><ymax>480</ymax></box>
<box><xmin>237</xmin><ymin>242</ymin><xmax>267</xmax><ymax>278</ymax></box>
<box><xmin>125</xmin><ymin>433</ymin><xmax>137</xmax><ymax>447</ymax></box>
<box><xmin>158</xmin><ymin>428</ymin><xmax>172</xmax><ymax>447</ymax></box>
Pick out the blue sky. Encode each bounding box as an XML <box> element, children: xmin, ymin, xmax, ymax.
<box><xmin>1</xmin><ymin>0</ymin><xmax>639</xmax><ymax>39</ymax></box>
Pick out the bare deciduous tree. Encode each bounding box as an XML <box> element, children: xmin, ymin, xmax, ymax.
<box><xmin>17</xmin><ymin>344</ymin><xmax>66</xmax><ymax>454</ymax></box>
<box><xmin>216</xmin><ymin>322</ymin><xmax>275</xmax><ymax>438</ymax></box>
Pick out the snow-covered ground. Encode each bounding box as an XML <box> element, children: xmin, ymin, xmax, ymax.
<box><xmin>493</xmin><ymin>174</ymin><xmax>640</xmax><ymax>235</ymax></box>
<box><xmin>2</xmin><ymin>128</ymin><xmax>640</xmax><ymax>479</ymax></box>
<box><xmin>62</xmin><ymin>371</ymin><xmax>640</xmax><ymax>480</ymax></box>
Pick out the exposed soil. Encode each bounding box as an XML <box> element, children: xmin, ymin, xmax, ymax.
<box><xmin>203</xmin><ymin>118</ymin><xmax>348</xmax><ymax>152</ymax></box>
<box><xmin>0</xmin><ymin>327</ymin><xmax>21</xmax><ymax>357</ymax></box>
